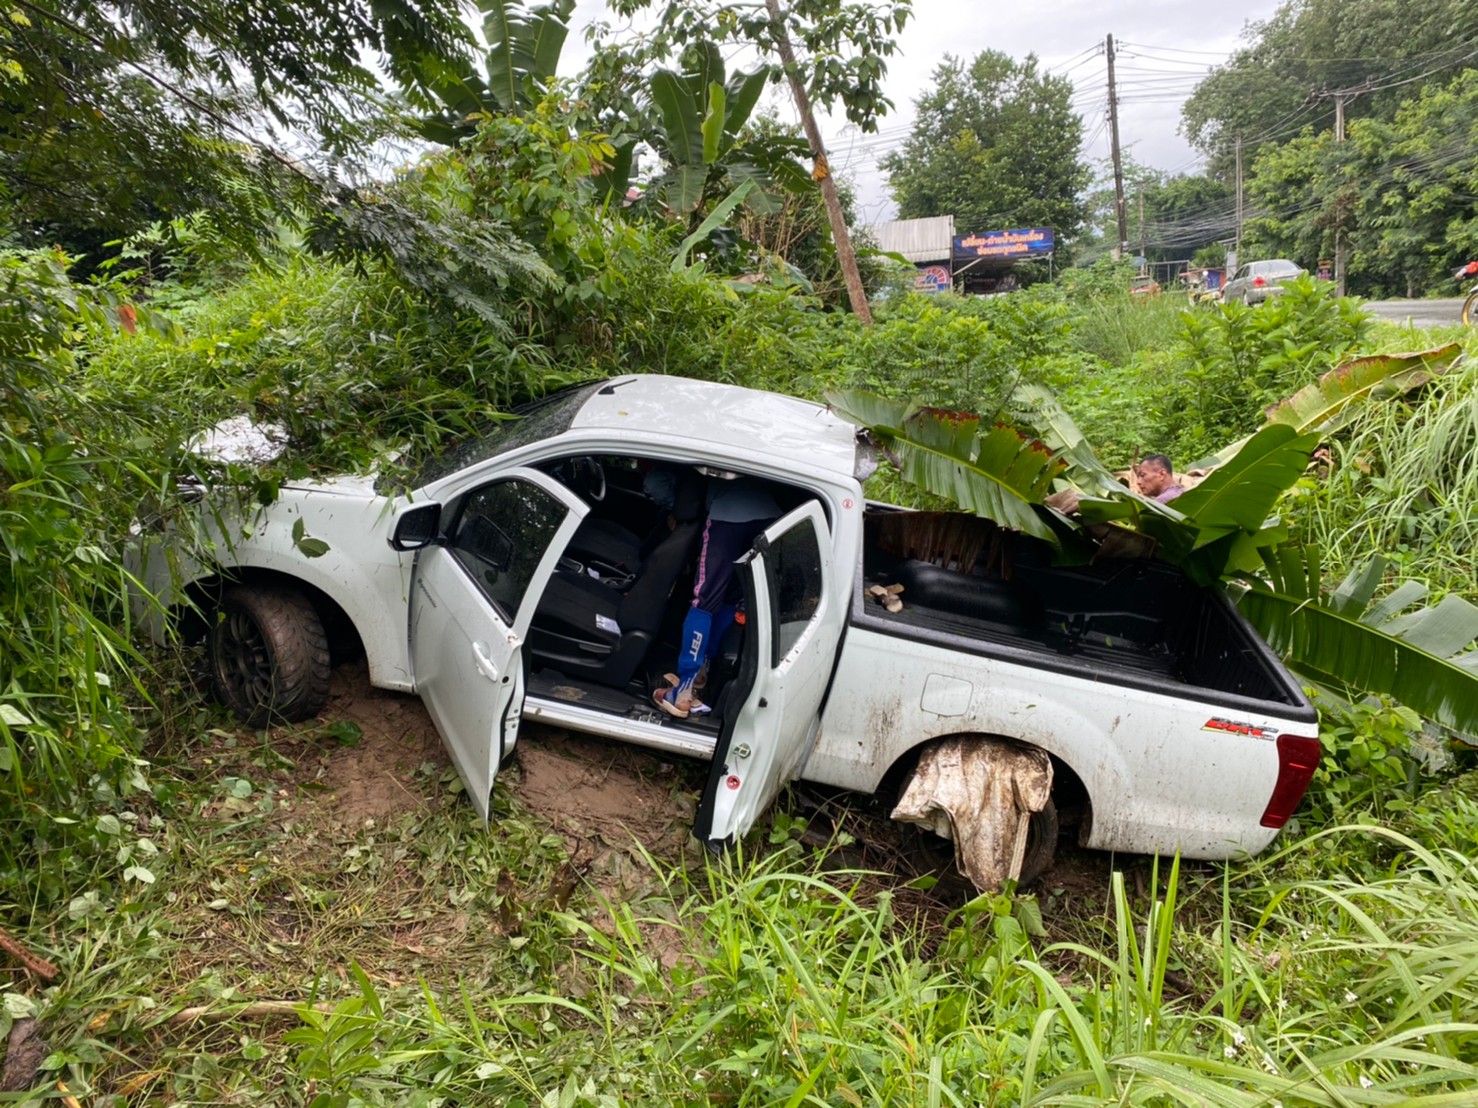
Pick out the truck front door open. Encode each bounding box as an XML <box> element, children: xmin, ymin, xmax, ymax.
<box><xmin>409</xmin><ymin>468</ymin><xmax>586</xmax><ymax>821</ymax></box>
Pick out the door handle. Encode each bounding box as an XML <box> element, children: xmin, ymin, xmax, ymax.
<box><xmin>472</xmin><ymin>642</ymin><xmax>500</xmax><ymax>682</ymax></box>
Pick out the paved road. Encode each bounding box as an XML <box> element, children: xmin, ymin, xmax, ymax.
<box><xmin>1365</xmin><ymin>298</ymin><xmax>1467</xmax><ymax>328</ymax></box>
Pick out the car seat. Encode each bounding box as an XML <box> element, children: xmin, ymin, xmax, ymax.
<box><xmin>529</xmin><ymin>515</ymin><xmax>706</xmax><ymax>689</ymax></box>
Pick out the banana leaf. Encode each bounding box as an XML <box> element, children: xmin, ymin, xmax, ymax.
<box><xmin>482</xmin><ymin>0</ymin><xmax>573</xmax><ymax>114</ymax></box>
<box><xmin>701</xmin><ymin>82</ymin><xmax>726</xmax><ymax>164</ymax></box>
<box><xmin>1170</xmin><ymin>425</ymin><xmax>1319</xmax><ymax>542</ymax></box>
<box><xmin>724</xmin><ymin>68</ymin><xmax>771</xmax><ymax>140</ymax></box>
<box><xmin>671</xmin><ymin>181</ymin><xmax>755</xmax><ymax>270</ymax></box>
<box><xmin>827</xmin><ymin>391</ymin><xmax>1063</xmax><ymax>542</ymax></box>
<box><xmin>1070</xmin><ymin>426</ymin><xmax>1315</xmax><ymax>584</ymax></box>
<box><xmin>1188</xmin><ymin>344</ymin><xmax>1460</xmax><ymax>471</ymax></box>
<box><xmin>650</xmin><ymin>69</ymin><xmax>707</xmax><ymax>213</ymax></box>
<box><xmin>1013</xmin><ymin>383</ymin><xmax>1127</xmax><ymax>497</ymax></box>
<box><xmin>1239</xmin><ymin>552</ymin><xmax>1478</xmax><ymax>738</ymax></box>
<box><xmin>849</xmin><ymin>382</ymin><xmax>1478</xmax><ymax>736</ymax></box>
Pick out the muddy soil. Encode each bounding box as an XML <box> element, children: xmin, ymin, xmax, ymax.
<box><xmin>250</xmin><ymin>662</ymin><xmax>1115</xmax><ymax>930</ymax></box>
<box><xmin>283</xmin><ymin>663</ymin><xmax>701</xmax><ymax>843</ymax></box>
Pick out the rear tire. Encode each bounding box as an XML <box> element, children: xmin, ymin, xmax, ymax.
<box><xmin>210</xmin><ymin>586</ymin><xmax>331</xmax><ymax>726</ymax></box>
<box><xmin>1018</xmin><ymin>798</ymin><xmax>1060</xmax><ymax>887</ymax></box>
<box><xmin>1463</xmin><ymin>289</ymin><xmax>1478</xmax><ymax>326</ymax></box>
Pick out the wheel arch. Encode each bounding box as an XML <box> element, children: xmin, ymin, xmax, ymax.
<box><xmin>876</xmin><ymin>731</ymin><xmax>1094</xmax><ymax>841</ymax></box>
<box><xmin>176</xmin><ymin>567</ymin><xmax>364</xmax><ymax>663</ymax></box>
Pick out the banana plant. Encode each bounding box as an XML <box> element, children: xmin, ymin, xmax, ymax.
<box><xmin>827</xmin><ymin>391</ymin><xmax>1065</xmax><ymax>543</ymax></box>
<box><xmin>412</xmin><ymin>0</ymin><xmax>576</xmax><ymax>146</ymax></box>
<box><xmin>1241</xmin><ymin>551</ymin><xmax>1478</xmax><ymax>739</ymax></box>
<box><xmin>1188</xmin><ymin>343</ymin><xmax>1462</xmax><ymax>471</ymax></box>
<box><xmin>838</xmin><ymin>371</ymin><xmax>1478</xmax><ymax>739</ymax></box>
<box><xmin>1013</xmin><ymin>382</ymin><xmax>1317</xmax><ymax>583</ymax></box>
<box><xmin>645</xmin><ymin>42</ymin><xmax>810</xmax><ymax>217</ymax></box>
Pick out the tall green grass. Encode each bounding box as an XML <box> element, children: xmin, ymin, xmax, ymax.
<box><xmin>0</xmin><ymin>251</ymin><xmax>197</xmax><ymax>904</ymax></box>
<box><xmin>238</xmin><ymin>820</ymin><xmax>1478</xmax><ymax>1106</ymax></box>
<box><xmin>1065</xmin><ymin>291</ymin><xmax>1188</xmax><ymax>370</ymax></box>
<box><xmin>1293</xmin><ymin>355</ymin><xmax>1478</xmax><ymax>599</ymax></box>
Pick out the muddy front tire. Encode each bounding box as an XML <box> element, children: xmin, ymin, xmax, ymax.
<box><xmin>210</xmin><ymin>586</ymin><xmax>331</xmax><ymax>726</ymax></box>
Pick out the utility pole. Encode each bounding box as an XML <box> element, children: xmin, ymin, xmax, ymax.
<box><xmin>1334</xmin><ymin>92</ymin><xmax>1347</xmax><ymax>296</ymax></box>
<box><xmin>1106</xmin><ymin>34</ymin><xmax>1128</xmax><ymax>259</ymax></box>
<box><xmin>1234</xmin><ymin>134</ymin><xmax>1243</xmax><ymax>250</ymax></box>
<box><xmin>765</xmin><ymin>0</ymin><xmax>872</xmax><ymax>325</ymax></box>
<box><xmin>1313</xmin><ymin>81</ymin><xmax>1370</xmax><ymax>297</ymax></box>
<box><xmin>1137</xmin><ymin>188</ymin><xmax>1146</xmax><ymax>261</ymax></box>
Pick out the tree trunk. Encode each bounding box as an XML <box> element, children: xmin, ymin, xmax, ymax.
<box><xmin>763</xmin><ymin>0</ymin><xmax>873</xmax><ymax>325</ymax></box>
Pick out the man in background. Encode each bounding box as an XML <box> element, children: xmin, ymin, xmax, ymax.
<box><xmin>1135</xmin><ymin>454</ymin><xmax>1185</xmax><ymax>504</ymax></box>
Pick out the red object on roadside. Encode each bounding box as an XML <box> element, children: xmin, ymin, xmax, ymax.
<box><xmin>1252</xmin><ymin>276</ymin><xmax>1267</xmax><ymax>288</ymax></box>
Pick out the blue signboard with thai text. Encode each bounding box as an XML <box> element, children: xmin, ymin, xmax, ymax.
<box><xmin>952</xmin><ymin>227</ymin><xmax>1055</xmax><ymax>263</ymax></box>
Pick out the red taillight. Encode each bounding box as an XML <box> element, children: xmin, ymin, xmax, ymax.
<box><xmin>1253</xmin><ymin>276</ymin><xmax>1267</xmax><ymax>287</ymax></box>
<box><xmin>1260</xmin><ymin>735</ymin><xmax>1321</xmax><ymax>828</ymax></box>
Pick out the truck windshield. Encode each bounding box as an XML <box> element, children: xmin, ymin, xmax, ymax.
<box><xmin>395</xmin><ymin>381</ymin><xmax>606</xmax><ymax>491</ymax></box>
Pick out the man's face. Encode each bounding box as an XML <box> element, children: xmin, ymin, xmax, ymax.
<box><xmin>1135</xmin><ymin>461</ymin><xmax>1172</xmax><ymax>497</ymax></box>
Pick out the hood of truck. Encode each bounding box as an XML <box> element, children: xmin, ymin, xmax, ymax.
<box><xmin>191</xmin><ymin>415</ymin><xmax>384</xmax><ymax>499</ymax></box>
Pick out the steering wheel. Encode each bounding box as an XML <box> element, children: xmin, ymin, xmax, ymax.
<box><xmin>572</xmin><ymin>457</ymin><xmax>605</xmax><ymax>502</ymax></box>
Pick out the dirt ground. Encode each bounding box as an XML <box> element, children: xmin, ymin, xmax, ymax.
<box><xmin>278</xmin><ymin>663</ymin><xmax>704</xmax><ymax>887</ymax></box>
<box><xmin>253</xmin><ymin>662</ymin><xmax>1117</xmax><ymax>930</ymax></box>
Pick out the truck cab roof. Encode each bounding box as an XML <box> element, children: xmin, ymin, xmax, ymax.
<box><xmin>570</xmin><ymin>376</ymin><xmax>860</xmax><ymax>479</ymax></box>
<box><xmin>410</xmin><ymin>375</ymin><xmax>862</xmax><ymax>491</ymax></box>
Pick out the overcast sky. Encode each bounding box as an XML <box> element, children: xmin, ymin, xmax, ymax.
<box><xmin>564</xmin><ymin>0</ymin><xmax>1286</xmax><ymax>223</ymax></box>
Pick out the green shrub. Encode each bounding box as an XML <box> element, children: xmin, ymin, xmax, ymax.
<box><xmin>1063</xmin><ymin>287</ymin><xmax>1187</xmax><ymax>371</ymax></box>
<box><xmin>819</xmin><ymin>293</ymin><xmax>1012</xmax><ymax>410</ymax></box>
<box><xmin>89</xmin><ymin>258</ymin><xmax>562</xmax><ymax>480</ymax></box>
<box><xmin>1056</xmin><ymin>349</ymin><xmax>1176</xmax><ymax>469</ymax></box>
<box><xmin>1286</xmin><ymin>356</ymin><xmax>1478</xmax><ymax>599</ymax></box>
<box><xmin>0</xmin><ymin>250</ymin><xmax>190</xmax><ymax>904</ymax></box>
<box><xmin>1160</xmin><ymin>277</ymin><xmax>1370</xmax><ymax>462</ymax></box>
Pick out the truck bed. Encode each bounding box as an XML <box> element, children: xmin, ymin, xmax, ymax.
<box><xmin>857</xmin><ymin>510</ymin><xmax>1314</xmax><ymax>720</ymax></box>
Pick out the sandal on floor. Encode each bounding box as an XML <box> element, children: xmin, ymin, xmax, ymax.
<box><xmin>653</xmin><ymin>687</ymin><xmax>688</xmax><ymax>719</ymax></box>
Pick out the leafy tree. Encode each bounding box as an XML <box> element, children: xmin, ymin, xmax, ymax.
<box><xmin>606</xmin><ymin>0</ymin><xmax>911</xmax><ymax>134</ymax></box>
<box><xmin>1182</xmin><ymin>0</ymin><xmax>1476</xmax><ymax>173</ymax></box>
<box><xmin>1139</xmin><ymin>175</ymin><xmax>1238</xmax><ymax>264</ymax></box>
<box><xmin>1078</xmin><ymin>157</ymin><xmax>1161</xmax><ymax>264</ymax></box>
<box><xmin>1243</xmin><ymin>69</ymin><xmax>1478</xmax><ymax>296</ymax></box>
<box><xmin>1243</xmin><ymin>129</ymin><xmax>1343</xmax><ymax>272</ymax></box>
<box><xmin>1357</xmin><ymin>69</ymin><xmax>1478</xmax><ymax>292</ymax></box>
<box><xmin>1078</xmin><ymin>160</ymin><xmax>1233</xmax><ymax>266</ymax></box>
<box><xmin>883</xmin><ymin>52</ymin><xmax>1089</xmax><ymax>248</ymax></box>
<box><xmin>605</xmin><ymin>0</ymin><xmax>914</xmax><ymax>321</ymax></box>
<box><xmin>0</xmin><ymin>0</ymin><xmax>471</xmax><ymax>247</ymax></box>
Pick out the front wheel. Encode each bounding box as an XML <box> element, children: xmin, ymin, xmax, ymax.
<box><xmin>210</xmin><ymin>586</ymin><xmax>331</xmax><ymax>726</ymax></box>
<box><xmin>1463</xmin><ymin>288</ymin><xmax>1478</xmax><ymax>326</ymax></box>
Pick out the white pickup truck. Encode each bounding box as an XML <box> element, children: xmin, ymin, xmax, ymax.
<box><xmin>143</xmin><ymin>375</ymin><xmax>1321</xmax><ymax>882</ymax></box>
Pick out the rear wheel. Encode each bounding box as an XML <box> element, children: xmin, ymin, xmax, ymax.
<box><xmin>1462</xmin><ymin>289</ymin><xmax>1478</xmax><ymax>326</ymax></box>
<box><xmin>210</xmin><ymin>586</ymin><xmax>331</xmax><ymax>726</ymax></box>
<box><xmin>1017</xmin><ymin>798</ymin><xmax>1060</xmax><ymax>887</ymax></box>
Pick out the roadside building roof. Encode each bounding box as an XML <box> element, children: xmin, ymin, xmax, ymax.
<box><xmin>861</xmin><ymin>215</ymin><xmax>956</xmax><ymax>264</ymax></box>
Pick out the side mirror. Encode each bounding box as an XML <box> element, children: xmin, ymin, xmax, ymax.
<box><xmin>389</xmin><ymin>503</ymin><xmax>441</xmax><ymax>551</ymax></box>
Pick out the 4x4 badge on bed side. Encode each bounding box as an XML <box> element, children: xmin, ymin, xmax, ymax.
<box><xmin>1203</xmin><ymin>717</ymin><xmax>1280</xmax><ymax>740</ymax></box>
